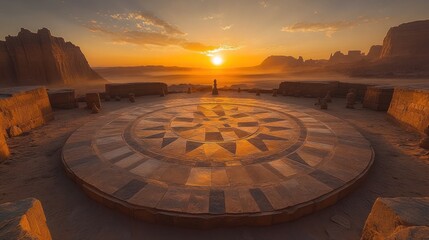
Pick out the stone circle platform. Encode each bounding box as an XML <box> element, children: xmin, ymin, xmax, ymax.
<box><xmin>62</xmin><ymin>97</ymin><xmax>374</xmax><ymax>228</ymax></box>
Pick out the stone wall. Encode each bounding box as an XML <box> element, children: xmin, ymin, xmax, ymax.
<box><xmin>0</xmin><ymin>87</ymin><xmax>53</xmax><ymax>137</ymax></box>
<box><xmin>278</xmin><ymin>81</ymin><xmax>338</xmax><ymax>98</ymax></box>
<box><xmin>336</xmin><ymin>82</ymin><xmax>374</xmax><ymax>100</ymax></box>
<box><xmin>387</xmin><ymin>87</ymin><xmax>429</xmax><ymax>133</ymax></box>
<box><xmin>0</xmin><ymin>198</ymin><xmax>52</xmax><ymax>240</ymax></box>
<box><xmin>363</xmin><ymin>86</ymin><xmax>394</xmax><ymax>111</ymax></box>
<box><xmin>105</xmin><ymin>82</ymin><xmax>168</xmax><ymax>98</ymax></box>
<box><xmin>278</xmin><ymin>81</ymin><xmax>373</xmax><ymax>100</ymax></box>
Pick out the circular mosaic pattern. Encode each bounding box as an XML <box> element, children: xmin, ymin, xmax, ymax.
<box><xmin>129</xmin><ymin>103</ymin><xmax>302</xmax><ymax>163</ymax></box>
<box><xmin>62</xmin><ymin>97</ymin><xmax>374</xmax><ymax>228</ymax></box>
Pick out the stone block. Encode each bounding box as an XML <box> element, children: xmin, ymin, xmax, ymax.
<box><xmin>0</xmin><ymin>198</ymin><xmax>52</xmax><ymax>240</ymax></box>
<box><xmin>105</xmin><ymin>82</ymin><xmax>168</xmax><ymax>98</ymax></box>
<box><xmin>387</xmin><ymin>87</ymin><xmax>429</xmax><ymax>133</ymax></box>
<box><xmin>48</xmin><ymin>89</ymin><xmax>77</xmax><ymax>109</ymax></box>
<box><xmin>363</xmin><ymin>86</ymin><xmax>394</xmax><ymax>111</ymax></box>
<box><xmin>85</xmin><ymin>93</ymin><xmax>101</xmax><ymax>109</ymax></box>
<box><xmin>0</xmin><ymin>87</ymin><xmax>53</xmax><ymax>136</ymax></box>
<box><xmin>361</xmin><ymin>197</ymin><xmax>429</xmax><ymax>240</ymax></box>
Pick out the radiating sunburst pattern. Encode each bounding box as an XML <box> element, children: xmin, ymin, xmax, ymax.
<box><xmin>132</xmin><ymin>104</ymin><xmax>302</xmax><ymax>163</ymax></box>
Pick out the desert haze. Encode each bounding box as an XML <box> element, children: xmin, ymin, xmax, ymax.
<box><xmin>0</xmin><ymin>1</ymin><xmax>429</xmax><ymax>240</ymax></box>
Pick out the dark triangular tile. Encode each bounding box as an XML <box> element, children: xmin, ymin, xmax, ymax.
<box><xmin>144</xmin><ymin>132</ymin><xmax>166</xmax><ymax>139</ymax></box>
<box><xmin>186</xmin><ymin>141</ymin><xmax>204</xmax><ymax>153</ymax></box>
<box><xmin>260</xmin><ymin>118</ymin><xmax>284</xmax><ymax>123</ymax></box>
<box><xmin>212</xmin><ymin>104</ymin><xmax>224</xmax><ymax>111</ymax></box>
<box><xmin>288</xmin><ymin>153</ymin><xmax>310</xmax><ymax>166</ymax></box>
<box><xmin>217</xmin><ymin>142</ymin><xmax>237</xmax><ymax>154</ymax></box>
<box><xmin>213</xmin><ymin>110</ymin><xmax>225</xmax><ymax>116</ymax></box>
<box><xmin>232</xmin><ymin>128</ymin><xmax>251</xmax><ymax>138</ymax></box>
<box><xmin>238</xmin><ymin>122</ymin><xmax>259</xmax><ymax>127</ymax></box>
<box><xmin>161</xmin><ymin>137</ymin><xmax>178</xmax><ymax>148</ymax></box>
<box><xmin>266</xmin><ymin>126</ymin><xmax>291</xmax><ymax>132</ymax></box>
<box><xmin>174</xmin><ymin>117</ymin><xmax>194</xmax><ymax>122</ymax></box>
<box><xmin>143</xmin><ymin>126</ymin><xmax>165</xmax><ymax>130</ymax></box>
<box><xmin>257</xmin><ymin>133</ymin><xmax>287</xmax><ymax>141</ymax></box>
<box><xmin>247</xmin><ymin>138</ymin><xmax>269</xmax><ymax>152</ymax></box>
<box><xmin>231</xmin><ymin>113</ymin><xmax>248</xmax><ymax>118</ymax></box>
<box><xmin>145</xmin><ymin>118</ymin><xmax>170</xmax><ymax>122</ymax></box>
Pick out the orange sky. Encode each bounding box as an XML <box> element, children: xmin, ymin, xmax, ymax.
<box><xmin>1</xmin><ymin>0</ymin><xmax>429</xmax><ymax>68</ymax></box>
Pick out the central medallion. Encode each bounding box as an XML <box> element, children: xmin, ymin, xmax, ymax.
<box><xmin>170</xmin><ymin>105</ymin><xmax>260</xmax><ymax>142</ymax></box>
<box><xmin>130</xmin><ymin>103</ymin><xmax>303</xmax><ymax>164</ymax></box>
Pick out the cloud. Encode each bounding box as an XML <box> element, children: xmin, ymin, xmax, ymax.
<box><xmin>259</xmin><ymin>1</ymin><xmax>268</xmax><ymax>8</ymax></box>
<box><xmin>203</xmin><ymin>13</ymin><xmax>223</xmax><ymax>21</ymax></box>
<box><xmin>281</xmin><ymin>18</ymin><xmax>375</xmax><ymax>37</ymax></box>
<box><xmin>221</xmin><ymin>25</ymin><xmax>233</xmax><ymax>30</ymax></box>
<box><xmin>110</xmin><ymin>12</ymin><xmax>184</xmax><ymax>35</ymax></box>
<box><xmin>84</xmin><ymin>13</ymin><xmax>239</xmax><ymax>56</ymax></box>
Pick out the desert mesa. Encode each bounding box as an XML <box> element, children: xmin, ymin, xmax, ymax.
<box><xmin>0</xmin><ymin>4</ymin><xmax>429</xmax><ymax>240</ymax></box>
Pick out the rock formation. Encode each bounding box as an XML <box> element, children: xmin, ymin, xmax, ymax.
<box><xmin>329</xmin><ymin>50</ymin><xmax>365</xmax><ymax>64</ymax></box>
<box><xmin>366</xmin><ymin>45</ymin><xmax>383</xmax><ymax>61</ymax></box>
<box><xmin>259</xmin><ymin>55</ymin><xmax>304</xmax><ymax>69</ymax></box>
<box><xmin>0</xmin><ymin>28</ymin><xmax>103</xmax><ymax>86</ymax></box>
<box><xmin>380</xmin><ymin>20</ymin><xmax>429</xmax><ymax>59</ymax></box>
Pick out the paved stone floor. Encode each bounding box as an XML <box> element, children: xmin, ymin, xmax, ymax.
<box><xmin>62</xmin><ymin>97</ymin><xmax>374</xmax><ymax>227</ymax></box>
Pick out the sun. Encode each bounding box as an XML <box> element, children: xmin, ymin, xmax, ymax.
<box><xmin>211</xmin><ymin>55</ymin><xmax>223</xmax><ymax>66</ymax></box>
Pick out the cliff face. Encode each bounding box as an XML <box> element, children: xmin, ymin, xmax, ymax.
<box><xmin>380</xmin><ymin>20</ymin><xmax>429</xmax><ymax>59</ymax></box>
<box><xmin>0</xmin><ymin>28</ymin><xmax>103</xmax><ymax>86</ymax></box>
<box><xmin>366</xmin><ymin>45</ymin><xmax>383</xmax><ymax>61</ymax></box>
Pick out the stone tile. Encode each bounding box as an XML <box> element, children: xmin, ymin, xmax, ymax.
<box><xmin>211</xmin><ymin>167</ymin><xmax>230</xmax><ymax>186</ymax></box>
<box><xmin>224</xmin><ymin>188</ymin><xmax>243</xmax><ymax>213</ymax></box>
<box><xmin>130</xmin><ymin>159</ymin><xmax>162</xmax><ymax>178</ymax></box>
<box><xmin>102</xmin><ymin>146</ymin><xmax>132</xmax><ymax>161</ymax></box>
<box><xmin>114</xmin><ymin>153</ymin><xmax>144</xmax><ymax>169</ymax></box>
<box><xmin>245</xmin><ymin>164</ymin><xmax>280</xmax><ymax>184</ymax></box>
<box><xmin>209</xmin><ymin>189</ymin><xmax>226</xmax><ymax>214</ymax></box>
<box><xmin>267</xmin><ymin>159</ymin><xmax>299</xmax><ymax>177</ymax></box>
<box><xmin>186</xmin><ymin>167</ymin><xmax>211</xmax><ymax>186</ymax></box>
<box><xmin>113</xmin><ymin>179</ymin><xmax>147</xmax><ymax>201</ymax></box>
<box><xmin>157</xmin><ymin>187</ymin><xmax>191</xmax><ymax>212</ymax></box>
<box><xmin>128</xmin><ymin>183</ymin><xmax>168</xmax><ymax>208</ymax></box>
<box><xmin>238</xmin><ymin>188</ymin><xmax>260</xmax><ymax>213</ymax></box>
<box><xmin>186</xmin><ymin>189</ymin><xmax>210</xmax><ymax>214</ymax></box>
<box><xmin>159</xmin><ymin>165</ymin><xmax>191</xmax><ymax>185</ymax></box>
<box><xmin>226</xmin><ymin>167</ymin><xmax>253</xmax><ymax>186</ymax></box>
<box><xmin>249</xmin><ymin>188</ymin><xmax>274</xmax><ymax>212</ymax></box>
<box><xmin>309</xmin><ymin>169</ymin><xmax>345</xmax><ymax>189</ymax></box>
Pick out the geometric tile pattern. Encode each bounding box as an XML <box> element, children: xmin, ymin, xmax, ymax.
<box><xmin>130</xmin><ymin>103</ymin><xmax>301</xmax><ymax>164</ymax></box>
<box><xmin>62</xmin><ymin>97</ymin><xmax>374</xmax><ymax>228</ymax></box>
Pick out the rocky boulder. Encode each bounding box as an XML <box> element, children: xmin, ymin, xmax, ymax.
<box><xmin>0</xmin><ymin>28</ymin><xmax>104</xmax><ymax>86</ymax></box>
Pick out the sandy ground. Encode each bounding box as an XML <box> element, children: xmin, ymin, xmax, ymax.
<box><xmin>1</xmin><ymin>92</ymin><xmax>428</xmax><ymax>240</ymax></box>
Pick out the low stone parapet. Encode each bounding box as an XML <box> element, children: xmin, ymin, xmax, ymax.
<box><xmin>278</xmin><ymin>81</ymin><xmax>338</xmax><ymax>98</ymax></box>
<box><xmin>105</xmin><ymin>82</ymin><xmax>168</xmax><ymax>98</ymax></box>
<box><xmin>387</xmin><ymin>87</ymin><xmax>429</xmax><ymax>133</ymax></box>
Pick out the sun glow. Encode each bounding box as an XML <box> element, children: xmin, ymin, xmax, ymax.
<box><xmin>211</xmin><ymin>55</ymin><xmax>223</xmax><ymax>66</ymax></box>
